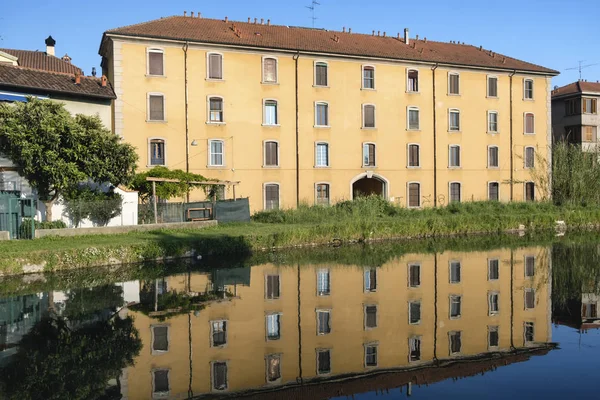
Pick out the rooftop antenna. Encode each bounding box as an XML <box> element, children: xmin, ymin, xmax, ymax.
<box><xmin>565</xmin><ymin>60</ymin><xmax>599</xmax><ymax>80</ymax></box>
<box><xmin>306</xmin><ymin>0</ymin><xmax>320</xmax><ymax>28</ymax></box>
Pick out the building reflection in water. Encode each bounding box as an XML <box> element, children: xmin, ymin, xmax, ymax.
<box><xmin>121</xmin><ymin>246</ymin><xmax>553</xmax><ymax>399</ymax></box>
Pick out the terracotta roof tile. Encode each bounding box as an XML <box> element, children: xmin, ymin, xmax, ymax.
<box><xmin>552</xmin><ymin>81</ymin><xmax>600</xmax><ymax>97</ymax></box>
<box><xmin>0</xmin><ymin>48</ymin><xmax>82</xmax><ymax>75</ymax></box>
<box><xmin>104</xmin><ymin>16</ymin><xmax>558</xmax><ymax>75</ymax></box>
<box><xmin>0</xmin><ymin>64</ymin><xmax>116</xmax><ymax>100</ymax></box>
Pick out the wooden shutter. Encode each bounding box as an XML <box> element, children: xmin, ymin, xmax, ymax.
<box><xmin>525</xmin><ymin>114</ymin><xmax>534</xmax><ymax>133</ymax></box>
<box><xmin>149</xmin><ymin>95</ymin><xmax>164</xmax><ymax>120</ymax></box>
<box><xmin>265</xmin><ymin>185</ymin><xmax>279</xmax><ymax>210</ymax></box>
<box><xmin>409</xmin><ymin>183</ymin><xmax>420</xmax><ymax>207</ymax></box>
<box><xmin>265</xmin><ymin>142</ymin><xmax>278</xmax><ymax>166</ymax></box>
<box><xmin>148</xmin><ymin>51</ymin><xmax>163</xmax><ymax>75</ymax></box>
<box><xmin>488</xmin><ymin>77</ymin><xmax>497</xmax><ymax>97</ymax></box>
<box><xmin>368</xmin><ymin>144</ymin><xmax>376</xmax><ymax>166</ymax></box>
<box><xmin>209</xmin><ymin>54</ymin><xmax>222</xmax><ymax>79</ymax></box>
<box><xmin>264</xmin><ymin>58</ymin><xmax>277</xmax><ymax>82</ymax></box>
<box><xmin>316</xmin><ymin>63</ymin><xmax>327</xmax><ymax>86</ymax></box>
<box><xmin>364</xmin><ymin>105</ymin><xmax>375</xmax><ymax>127</ymax></box>
<box><xmin>450</xmin><ymin>74</ymin><xmax>459</xmax><ymax>94</ymax></box>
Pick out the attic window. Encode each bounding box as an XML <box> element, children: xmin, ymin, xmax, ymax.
<box><xmin>255</xmin><ymin>32</ymin><xmax>262</xmax><ymax>36</ymax></box>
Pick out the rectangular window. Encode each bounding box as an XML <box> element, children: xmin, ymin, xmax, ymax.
<box><xmin>525</xmin><ymin>256</ymin><xmax>535</xmax><ymax>277</ymax></box>
<box><xmin>315</xmin><ymin>143</ymin><xmax>329</xmax><ymax>167</ymax></box>
<box><xmin>264</xmin><ymin>141</ymin><xmax>278</xmax><ymax>167</ymax></box>
<box><xmin>449</xmin><ymin>146</ymin><xmax>460</xmax><ymax>167</ymax></box>
<box><xmin>449</xmin><ymin>109</ymin><xmax>460</xmax><ymax>131</ymax></box>
<box><xmin>264</xmin><ymin>100</ymin><xmax>278</xmax><ymax>125</ymax></box>
<box><xmin>525</xmin><ymin>182</ymin><xmax>535</xmax><ymax>202</ymax></box>
<box><xmin>449</xmin><ymin>331</ymin><xmax>462</xmax><ymax>354</ymax></box>
<box><xmin>409</xmin><ymin>336</ymin><xmax>421</xmax><ymax>361</ymax></box>
<box><xmin>450</xmin><ymin>295</ymin><xmax>462</xmax><ymax>318</ymax></box>
<box><xmin>315</xmin><ymin>62</ymin><xmax>328</xmax><ymax>86</ymax></box>
<box><xmin>488</xmin><ymin>326</ymin><xmax>499</xmax><ymax>348</ymax></box>
<box><xmin>449</xmin><ymin>73</ymin><xmax>460</xmax><ymax>95</ymax></box>
<box><xmin>583</xmin><ymin>303</ymin><xmax>598</xmax><ymax>318</ymax></box>
<box><xmin>365</xmin><ymin>305</ymin><xmax>377</xmax><ymax>329</ymax></box>
<box><xmin>208</xmin><ymin>53</ymin><xmax>223</xmax><ymax>79</ymax></box>
<box><xmin>209</xmin><ymin>140</ymin><xmax>224</xmax><ymax>166</ymax></box>
<box><xmin>584</xmin><ymin>126</ymin><xmax>597</xmax><ymax>142</ymax></box>
<box><xmin>487</xmin><ymin>76</ymin><xmax>498</xmax><ymax>97</ymax></box>
<box><xmin>488</xmin><ymin>147</ymin><xmax>499</xmax><ymax>168</ymax></box>
<box><xmin>488</xmin><ymin>259</ymin><xmax>499</xmax><ymax>280</ymax></box>
<box><xmin>152</xmin><ymin>326</ymin><xmax>169</xmax><ymax>352</ymax></box>
<box><xmin>212</xmin><ymin>362</ymin><xmax>228</xmax><ymax>391</ymax></box>
<box><xmin>489</xmin><ymin>292</ymin><xmax>499</xmax><ymax>315</ymax></box>
<box><xmin>148</xmin><ymin>49</ymin><xmax>164</xmax><ymax>76</ymax></box>
<box><xmin>525</xmin><ymin>113</ymin><xmax>535</xmax><ymax>134</ymax></box>
<box><xmin>266</xmin><ymin>314</ymin><xmax>281</xmax><ymax>340</ymax></box>
<box><xmin>408</xmin><ymin>183</ymin><xmax>420</xmax><ymax>208</ymax></box>
<box><xmin>211</xmin><ymin>320</ymin><xmax>227</xmax><ymax>347</ymax></box>
<box><xmin>317</xmin><ymin>349</ymin><xmax>331</xmax><ymax>374</ymax></box>
<box><xmin>363</xmin><ymin>105</ymin><xmax>375</xmax><ymax>128</ymax></box>
<box><xmin>524</xmin><ymin>79</ymin><xmax>534</xmax><ymax>99</ymax></box>
<box><xmin>265</xmin><ymin>184</ymin><xmax>279</xmax><ymax>210</ymax></box>
<box><xmin>364</xmin><ymin>268</ymin><xmax>377</xmax><ymax>292</ymax></box>
<box><xmin>209</xmin><ymin>97</ymin><xmax>224</xmax><ymax>122</ymax></box>
<box><xmin>488</xmin><ymin>182</ymin><xmax>499</xmax><ymax>201</ymax></box>
<box><xmin>316</xmin><ymin>183</ymin><xmax>330</xmax><ymax>206</ymax></box>
<box><xmin>266</xmin><ymin>275</ymin><xmax>280</xmax><ymax>299</ymax></box>
<box><xmin>266</xmin><ymin>354</ymin><xmax>281</xmax><ymax>383</ymax></box>
<box><xmin>317</xmin><ymin>310</ymin><xmax>331</xmax><ymax>335</ymax></box>
<box><xmin>315</xmin><ymin>103</ymin><xmax>329</xmax><ymax>126</ymax></box>
<box><xmin>150</xmin><ymin>139</ymin><xmax>165</xmax><ymax>166</ymax></box>
<box><xmin>317</xmin><ymin>269</ymin><xmax>330</xmax><ymax>295</ymax></box>
<box><xmin>408</xmin><ymin>107</ymin><xmax>420</xmax><ymax>130</ymax></box>
<box><xmin>450</xmin><ymin>261</ymin><xmax>461</xmax><ymax>283</ymax></box>
<box><xmin>450</xmin><ymin>182</ymin><xmax>461</xmax><ymax>203</ymax></box>
<box><xmin>525</xmin><ymin>147</ymin><xmax>535</xmax><ymax>168</ymax></box>
<box><xmin>583</xmin><ymin>98</ymin><xmax>597</xmax><ymax>114</ymax></box>
<box><xmin>363</xmin><ymin>143</ymin><xmax>376</xmax><ymax>167</ymax></box>
<box><xmin>409</xmin><ymin>301</ymin><xmax>421</xmax><ymax>324</ymax></box>
<box><xmin>263</xmin><ymin>58</ymin><xmax>277</xmax><ymax>83</ymax></box>
<box><xmin>363</xmin><ymin>66</ymin><xmax>375</xmax><ymax>89</ymax></box>
<box><xmin>488</xmin><ymin>111</ymin><xmax>498</xmax><ymax>133</ymax></box>
<box><xmin>153</xmin><ymin>370</ymin><xmax>170</xmax><ymax>396</ymax></box>
<box><xmin>408</xmin><ymin>145</ymin><xmax>420</xmax><ymax>167</ymax></box>
<box><xmin>408</xmin><ymin>70</ymin><xmax>419</xmax><ymax>92</ymax></box>
<box><xmin>148</xmin><ymin>94</ymin><xmax>165</xmax><ymax>121</ymax></box>
<box><xmin>409</xmin><ymin>263</ymin><xmax>421</xmax><ymax>287</ymax></box>
<box><xmin>525</xmin><ymin>288</ymin><xmax>535</xmax><ymax>309</ymax></box>
<box><xmin>524</xmin><ymin>322</ymin><xmax>534</xmax><ymax>343</ymax></box>
<box><xmin>365</xmin><ymin>344</ymin><xmax>378</xmax><ymax>367</ymax></box>
<box><xmin>566</xmin><ymin>99</ymin><xmax>578</xmax><ymax>116</ymax></box>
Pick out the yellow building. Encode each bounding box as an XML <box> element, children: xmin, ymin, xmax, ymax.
<box><xmin>121</xmin><ymin>245</ymin><xmax>552</xmax><ymax>399</ymax></box>
<box><xmin>99</xmin><ymin>14</ymin><xmax>558</xmax><ymax>212</ymax></box>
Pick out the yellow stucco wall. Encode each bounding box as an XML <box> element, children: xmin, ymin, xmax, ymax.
<box><xmin>107</xmin><ymin>39</ymin><xmax>551</xmax><ymax>212</ymax></box>
<box><xmin>123</xmin><ymin>246</ymin><xmax>551</xmax><ymax>398</ymax></box>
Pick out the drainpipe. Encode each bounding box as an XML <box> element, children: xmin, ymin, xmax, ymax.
<box><xmin>293</xmin><ymin>52</ymin><xmax>300</xmax><ymax>207</ymax></box>
<box><xmin>432</xmin><ymin>63</ymin><xmax>439</xmax><ymax>207</ymax></box>
<box><xmin>509</xmin><ymin>70</ymin><xmax>516</xmax><ymax>201</ymax></box>
<box><xmin>433</xmin><ymin>253</ymin><xmax>438</xmax><ymax>362</ymax></box>
<box><xmin>297</xmin><ymin>263</ymin><xmax>303</xmax><ymax>383</ymax></box>
<box><xmin>183</xmin><ymin>42</ymin><xmax>190</xmax><ymax>202</ymax></box>
<box><xmin>510</xmin><ymin>249</ymin><xmax>515</xmax><ymax>350</ymax></box>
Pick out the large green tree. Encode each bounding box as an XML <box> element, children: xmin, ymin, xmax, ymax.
<box><xmin>0</xmin><ymin>98</ymin><xmax>138</xmax><ymax>220</ymax></box>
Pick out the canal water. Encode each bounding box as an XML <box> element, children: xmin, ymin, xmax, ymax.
<box><xmin>0</xmin><ymin>237</ymin><xmax>599</xmax><ymax>399</ymax></box>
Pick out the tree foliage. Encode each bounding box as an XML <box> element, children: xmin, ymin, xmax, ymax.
<box><xmin>130</xmin><ymin>166</ymin><xmax>210</xmax><ymax>202</ymax></box>
<box><xmin>63</xmin><ymin>186</ymin><xmax>123</xmax><ymax>227</ymax></box>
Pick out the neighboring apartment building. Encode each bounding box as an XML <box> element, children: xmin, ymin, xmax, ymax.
<box><xmin>0</xmin><ymin>36</ymin><xmax>116</xmax><ymax>193</ymax></box>
<box><xmin>121</xmin><ymin>246</ymin><xmax>552</xmax><ymax>399</ymax></box>
<box><xmin>99</xmin><ymin>14</ymin><xmax>558</xmax><ymax>212</ymax></box>
<box><xmin>551</xmin><ymin>80</ymin><xmax>600</xmax><ymax>151</ymax></box>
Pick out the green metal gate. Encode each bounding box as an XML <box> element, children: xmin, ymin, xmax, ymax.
<box><xmin>0</xmin><ymin>191</ymin><xmax>36</xmax><ymax>239</ymax></box>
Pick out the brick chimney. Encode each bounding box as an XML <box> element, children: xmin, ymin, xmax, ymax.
<box><xmin>101</xmin><ymin>75</ymin><xmax>108</xmax><ymax>87</ymax></box>
<box><xmin>74</xmin><ymin>72</ymin><xmax>81</xmax><ymax>85</ymax></box>
<box><xmin>45</xmin><ymin>35</ymin><xmax>56</xmax><ymax>56</ymax></box>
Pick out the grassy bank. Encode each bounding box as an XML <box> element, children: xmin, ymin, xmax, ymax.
<box><xmin>2</xmin><ymin>198</ymin><xmax>600</xmax><ymax>275</ymax></box>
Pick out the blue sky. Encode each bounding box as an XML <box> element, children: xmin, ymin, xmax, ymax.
<box><xmin>1</xmin><ymin>0</ymin><xmax>598</xmax><ymax>87</ymax></box>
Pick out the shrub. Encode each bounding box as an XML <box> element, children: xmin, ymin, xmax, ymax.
<box><xmin>19</xmin><ymin>219</ymin><xmax>67</xmax><ymax>239</ymax></box>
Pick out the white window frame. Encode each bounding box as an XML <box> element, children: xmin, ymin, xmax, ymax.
<box><xmin>206</xmin><ymin>52</ymin><xmax>224</xmax><ymax>80</ymax></box>
<box><xmin>406</xmin><ymin>68</ymin><xmax>419</xmax><ymax>93</ymax></box>
<box><xmin>207</xmin><ymin>95</ymin><xmax>225</xmax><ymax>124</ymax></box>
<box><xmin>407</xmin><ymin>143</ymin><xmax>420</xmax><ymax>168</ymax></box>
<box><xmin>265</xmin><ymin>353</ymin><xmax>282</xmax><ymax>384</ymax></box>
<box><xmin>488</xmin><ymin>292</ymin><xmax>500</xmax><ymax>316</ymax></box>
<box><xmin>261</xmin><ymin>56</ymin><xmax>279</xmax><ymax>84</ymax></box>
<box><xmin>407</xmin><ymin>106</ymin><xmax>420</xmax><ymax>131</ymax></box>
<box><xmin>448</xmin><ymin>108</ymin><xmax>461</xmax><ymax>132</ymax></box>
<box><xmin>263</xmin><ymin>140</ymin><xmax>280</xmax><ymax>168</ymax></box>
<box><xmin>151</xmin><ymin>324</ymin><xmax>170</xmax><ymax>355</ymax></box>
<box><xmin>148</xmin><ymin>137</ymin><xmax>167</xmax><ymax>167</ymax></box>
<box><xmin>362</xmin><ymin>142</ymin><xmax>377</xmax><ymax>168</ymax></box>
<box><xmin>408</xmin><ymin>262</ymin><xmax>421</xmax><ymax>288</ymax></box>
<box><xmin>361</xmin><ymin>64</ymin><xmax>376</xmax><ymax>90</ymax></box>
<box><xmin>210</xmin><ymin>361</ymin><xmax>229</xmax><ymax>392</ymax></box>
<box><xmin>449</xmin><ymin>181</ymin><xmax>462</xmax><ymax>203</ymax></box>
<box><xmin>524</xmin><ymin>322</ymin><xmax>535</xmax><ymax>344</ymax></box>
<box><xmin>146</xmin><ymin>47</ymin><xmax>165</xmax><ymax>77</ymax></box>
<box><xmin>265</xmin><ymin>312</ymin><xmax>282</xmax><ymax>341</ymax></box>
<box><xmin>486</xmin><ymin>75</ymin><xmax>498</xmax><ymax>98</ymax></box>
<box><xmin>487</xmin><ymin>145</ymin><xmax>499</xmax><ymax>168</ymax></box>
<box><xmin>449</xmin><ymin>331</ymin><xmax>462</xmax><ymax>355</ymax></box>
<box><xmin>523</xmin><ymin>78</ymin><xmax>534</xmax><ymax>100</ymax></box>
<box><xmin>448</xmin><ymin>71</ymin><xmax>460</xmax><ymax>95</ymax></box>
<box><xmin>448</xmin><ymin>145</ymin><xmax>461</xmax><ymax>168</ymax></box>
<box><xmin>147</xmin><ymin>92</ymin><xmax>166</xmax><ymax>122</ymax></box>
<box><xmin>364</xmin><ymin>342</ymin><xmax>379</xmax><ymax>368</ymax></box>
<box><xmin>364</xmin><ymin>267</ymin><xmax>377</xmax><ymax>292</ymax></box>
<box><xmin>362</xmin><ymin>103</ymin><xmax>377</xmax><ymax>129</ymax></box>
<box><xmin>449</xmin><ymin>295</ymin><xmax>462</xmax><ymax>319</ymax></box>
<box><xmin>409</xmin><ymin>300</ymin><xmax>421</xmax><ymax>325</ymax></box>
<box><xmin>208</xmin><ymin>139</ymin><xmax>225</xmax><ymax>167</ymax></box>
<box><xmin>488</xmin><ymin>258</ymin><xmax>500</xmax><ymax>280</ymax></box>
<box><xmin>152</xmin><ymin>368</ymin><xmax>170</xmax><ymax>398</ymax></box>
<box><xmin>314</xmin><ymin>60</ymin><xmax>329</xmax><ymax>87</ymax></box>
<box><xmin>525</xmin><ymin>288</ymin><xmax>536</xmax><ymax>310</ymax></box>
<box><xmin>316</xmin><ymin>268</ymin><xmax>331</xmax><ymax>296</ymax></box>
<box><xmin>363</xmin><ymin>304</ymin><xmax>378</xmax><ymax>330</ymax></box>
<box><xmin>262</xmin><ymin>98</ymin><xmax>279</xmax><ymax>126</ymax></box>
<box><xmin>315</xmin><ymin>182</ymin><xmax>331</xmax><ymax>206</ymax></box>
<box><xmin>488</xmin><ymin>181</ymin><xmax>500</xmax><ymax>201</ymax></box>
<box><xmin>524</xmin><ymin>255</ymin><xmax>536</xmax><ymax>278</ymax></box>
<box><xmin>407</xmin><ymin>181</ymin><xmax>421</xmax><ymax>208</ymax></box>
<box><xmin>524</xmin><ymin>146</ymin><xmax>535</xmax><ymax>169</ymax></box>
<box><xmin>449</xmin><ymin>260</ymin><xmax>461</xmax><ymax>284</ymax></box>
<box><xmin>316</xmin><ymin>309</ymin><xmax>332</xmax><ymax>335</ymax></box>
<box><xmin>488</xmin><ymin>326</ymin><xmax>499</xmax><ymax>349</ymax></box>
<box><xmin>314</xmin><ymin>101</ymin><xmax>330</xmax><ymax>128</ymax></box>
<box><xmin>315</xmin><ymin>141</ymin><xmax>330</xmax><ymax>168</ymax></box>
<box><xmin>263</xmin><ymin>182</ymin><xmax>280</xmax><ymax>211</ymax></box>
<box><xmin>487</xmin><ymin>110</ymin><xmax>499</xmax><ymax>134</ymax></box>
<box><xmin>316</xmin><ymin>348</ymin><xmax>332</xmax><ymax>375</ymax></box>
<box><xmin>409</xmin><ymin>336</ymin><xmax>422</xmax><ymax>362</ymax></box>
<box><xmin>210</xmin><ymin>319</ymin><xmax>228</xmax><ymax>348</ymax></box>
<box><xmin>524</xmin><ymin>112</ymin><xmax>535</xmax><ymax>135</ymax></box>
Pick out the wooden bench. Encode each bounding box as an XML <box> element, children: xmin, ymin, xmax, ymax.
<box><xmin>187</xmin><ymin>207</ymin><xmax>212</xmax><ymax>221</ymax></box>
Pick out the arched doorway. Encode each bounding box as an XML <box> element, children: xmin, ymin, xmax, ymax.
<box><xmin>351</xmin><ymin>174</ymin><xmax>388</xmax><ymax>199</ymax></box>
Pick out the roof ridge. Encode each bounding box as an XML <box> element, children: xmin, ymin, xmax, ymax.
<box><xmin>106</xmin><ymin>15</ymin><xmax>180</xmax><ymax>33</ymax></box>
<box><xmin>0</xmin><ymin>63</ymin><xmax>99</xmax><ymax>79</ymax></box>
